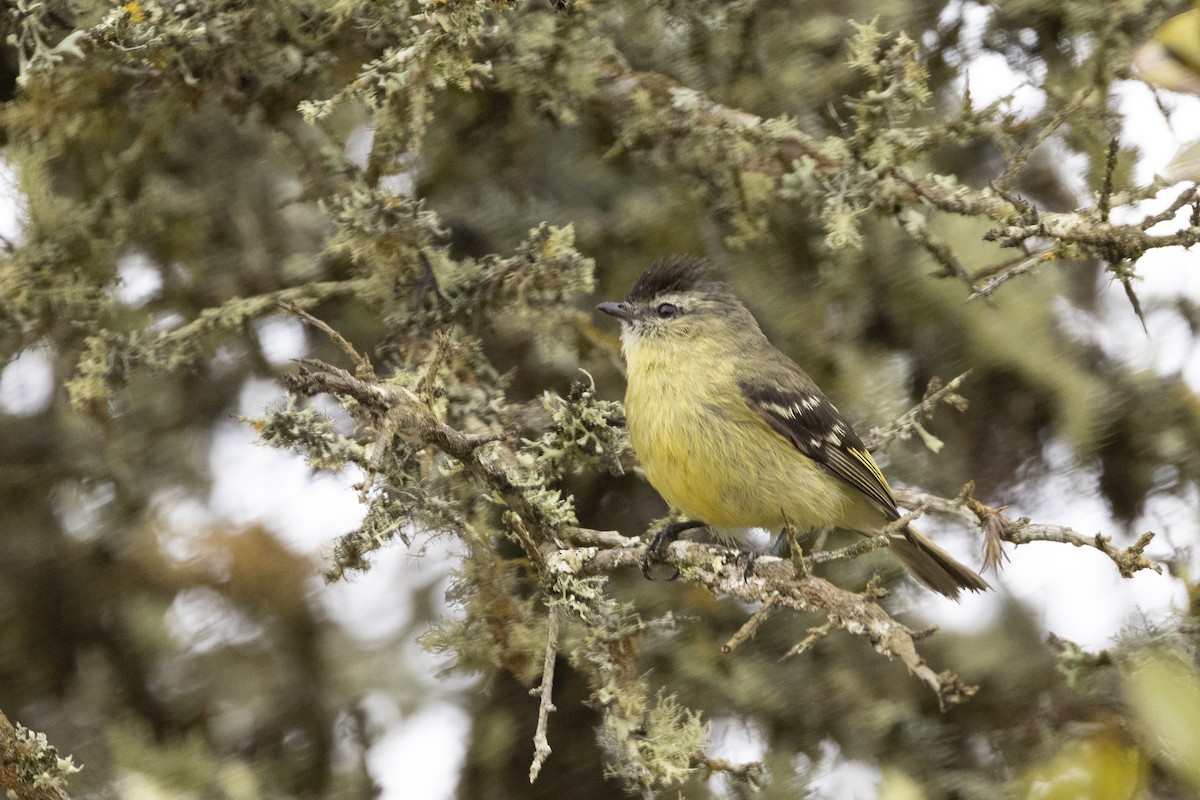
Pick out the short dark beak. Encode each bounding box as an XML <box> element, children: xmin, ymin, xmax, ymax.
<box><xmin>596</xmin><ymin>301</ymin><xmax>635</xmax><ymax>322</ymax></box>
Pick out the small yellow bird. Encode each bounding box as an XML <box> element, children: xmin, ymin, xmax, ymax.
<box><xmin>1134</xmin><ymin>5</ymin><xmax>1200</xmax><ymax>96</ymax></box>
<box><xmin>1133</xmin><ymin>4</ymin><xmax>1200</xmax><ymax>181</ymax></box>
<box><xmin>597</xmin><ymin>256</ymin><xmax>989</xmax><ymax>599</ymax></box>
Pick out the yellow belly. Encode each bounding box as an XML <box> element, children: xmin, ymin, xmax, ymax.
<box><xmin>624</xmin><ymin>351</ymin><xmax>874</xmax><ymax>532</ymax></box>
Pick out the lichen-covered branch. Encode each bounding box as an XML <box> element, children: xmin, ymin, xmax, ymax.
<box><xmin>895</xmin><ymin>487</ymin><xmax>1162</xmax><ymax>578</ymax></box>
<box><xmin>551</xmin><ymin>539</ymin><xmax>976</xmax><ymax>711</ymax></box>
<box><xmin>579</xmin><ymin>20</ymin><xmax>1198</xmax><ymax>292</ymax></box>
<box><xmin>862</xmin><ymin>372</ymin><xmax>972</xmax><ymax>453</ymax></box>
<box><xmin>528</xmin><ymin>606</ymin><xmax>560</xmax><ymax>783</ymax></box>
<box><xmin>0</xmin><ymin>711</ymin><xmax>79</xmax><ymax>800</ymax></box>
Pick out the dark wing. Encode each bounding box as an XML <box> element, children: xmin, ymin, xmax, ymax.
<box><xmin>739</xmin><ymin>379</ymin><xmax>900</xmax><ymax>520</ymax></box>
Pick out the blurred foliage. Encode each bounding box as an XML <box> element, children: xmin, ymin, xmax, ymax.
<box><xmin>1</xmin><ymin>0</ymin><xmax>1200</xmax><ymax>797</ymax></box>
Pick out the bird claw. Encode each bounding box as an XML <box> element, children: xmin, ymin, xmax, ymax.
<box><xmin>640</xmin><ymin>520</ymin><xmax>705</xmax><ymax>581</ymax></box>
<box><xmin>640</xmin><ymin>528</ymin><xmax>680</xmax><ymax>580</ymax></box>
<box><xmin>741</xmin><ymin>550</ymin><xmax>757</xmax><ymax>581</ymax></box>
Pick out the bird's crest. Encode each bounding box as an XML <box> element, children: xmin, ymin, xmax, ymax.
<box><xmin>626</xmin><ymin>255</ymin><xmax>711</xmax><ymax>303</ymax></box>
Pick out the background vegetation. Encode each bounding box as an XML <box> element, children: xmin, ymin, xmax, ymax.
<box><xmin>2</xmin><ymin>0</ymin><xmax>1200</xmax><ymax>797</ymax></box>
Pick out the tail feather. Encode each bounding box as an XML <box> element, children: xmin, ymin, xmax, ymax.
<box><xmin>888</xmin><ymin>525</ymin><xmax>990</xmax><ymax>600</ymax></box>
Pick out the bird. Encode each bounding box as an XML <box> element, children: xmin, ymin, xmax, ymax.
<box><xmin>1134</xmin><ymin>4</ymin><xmax>1200</xmax><ymax>97</ymax></box>
<box><xmin>596</xmin><ymin>255</ymin><xmax>989</xmax><ymax>599</ymax></box>
<box><xmin>1132</xmin><ymin>4</ymin><xmax>1200</xmax><ymax>182</ymax></box>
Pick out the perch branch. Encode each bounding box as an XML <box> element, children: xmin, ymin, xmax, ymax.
<box><xmin>551</xmin><ymin>539</ymin><xmax>976</xmax><ymax>711</ymax></box>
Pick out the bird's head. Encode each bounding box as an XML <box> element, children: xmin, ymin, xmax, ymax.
<box><xmin>596</xmin><ymin>256</ymin><xmax>760</xmax><ymax>353</ymax></box>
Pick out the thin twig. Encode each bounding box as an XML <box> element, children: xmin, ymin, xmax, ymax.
<box><xmin>967</xmin><ymin>248</ymin><xmax>1039</xmax><ymax>283</ymax></box>
<box><xmin>969</xmin><ymin>249</ymin><xmax>1057</xmax><ymax>300</ymax></box>
<box><xmin>1137</xmin><ymin>183</ymin><xmax>1200</xmax><ymax>228</ymax></box>
<box><xmin>690</xmin><ymin>754</ymin><xmax>765</xmax><ymax>787</ymax></box>
<box><xmin>1121</xmin><ymin>277</ymin><xmax>1149</xmax><ymax>335</ymax></box>
<box><xmin>1098</xmin><ymin>137</ymin><xmax>1119</xmax><ymax>223</ymax></box>
<box><xmin>722</xmin><ymin>595</ymin><xmax>782</xmax><ymax>653</ymax></box>
<box><xmin>562</xmin><ymin>526</ymin><xmax>642</xmax><ymax>549</ymax></box>
<box><xmin>805</xmin><ymin>504</ymin><xmax>928</xmax><ymax>567</ymax></box>
<box><xmin>863</xmin><ymin>372</ymin><xmax>972</xmax><ymax>452</ymax></box>
<box><xmin>529</xmin><ymin>607</ymin><xmax>561</xmax><ymax>783</ymax></box>
<box><xmin>416</xmin><ymin>331</ymin><xmax>453</xmax><ymax>402</ymax></box>
<box><xmin>277</xmin><ymin>299</ymin><xmax>375</xmax><ymax>379</ymax></box>
<box><xmin>781</xmin><ymin>621</ymin><xmax>834</xmax><ymax>660</ymax></box>
<box><xmin>805</xmin><ymin>533</ymin><xmax>890</xmax><ymax>566</ymax></box>
<box><xmin>993</xmin><ymin>88</ymin><xmax>1095</xmax><ymax>192</ymax></box>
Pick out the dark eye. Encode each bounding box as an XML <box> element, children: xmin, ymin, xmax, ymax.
<box><xmin>655</xmin><ymin>302</ymin><xmax>680</xmax><ymax>319</ymax></box>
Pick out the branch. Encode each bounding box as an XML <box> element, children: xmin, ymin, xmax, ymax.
<box><xmin>529</xmin><ymin>607</ymin><xmax>561</xmax><ymax>783</ymax></box>
<box><xmin>551</xmin><ymin>539</ymin><xmax>976</xmax><ymax>711</ymax></box>
<box><xmin>158</xmin><ymin>279</ymin><xmax>372</xmax><ymax>358</ymax></box>
<box><xmin>587</xmin><ymin>60</ymin><xmax>1200</xmax><ymax>298</ymax></box>
<box><xmin>277</xmin><ymin>300</ymin><xmax>375</xmax><ymax>379</ymax></box>
<box><xmin>0</xmin><ymin>711</ymin><xmax>78</xmax><ymax>800</ymax></box>
<box><xmin>895</xmin><ymin>487</ymin><xmax>1162</xmax><ymax>578</ymax></box>
<box><xmin>283</xmin><ymin>359</ymin><xmax>532</xmax><ymax>513</ymax></box>
<box><xmin>968</xmin><ymin>250</ymin><xmax>1058</xmax><ymax>300</ymax></box>
<box><xmin>862</xmin><ymin>372</ymin><xmax>972</xmax><ymax>452</ymax></box>
<box><xmin>722</xmin><ymin>594</ymin><xmax>782</xmax><ymax>654</ymax></box>
<box><xmin>781</xmin><ymin>621</ymin><xmax>835</xmax><ymax>661</ymax></box>
<box><xmin>690</xmin><ymin>754</ymin><xmax>765</xmax><ymax>788</ymax></box>
<box><xmin>280</xmin><ymin>357</ymin><xmax>1154</xmax><ymax>747</ymax></box>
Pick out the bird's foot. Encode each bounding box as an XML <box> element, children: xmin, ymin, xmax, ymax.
<box><xmin>767</xmin><ymin>530</ymin><xmax>792</xmax><ymax>558</ymax></box>
<box><xmin>741</xmin><ymin>549</ymin><xmax>759</xmax><ymax>581</ymax></box>
<box><xmin>641</xmin><ymin>520</ymin><xmax>705</xmax><ymax>580</ymax></box>
<box><xmin>731</xmin><ymin>530</ymin><xmax>798</xmax><ymax>581</ymax></box>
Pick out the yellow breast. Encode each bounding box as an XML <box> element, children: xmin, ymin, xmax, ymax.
<box><xmin>622</xmin><ymin>337</ymin><xmax>861</xmax><ymax>531</ymax></box>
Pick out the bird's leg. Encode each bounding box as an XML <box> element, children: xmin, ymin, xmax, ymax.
<box><xmin>641</xmin><ymin>519</ymin><xmax>706</xmax><ymax>580</ymax></box>
<box><xmin>743</xmin><ymin>532</ymin><xmax>790</xmax><ymax>580</ymax></box>
<box><xmin>416</xmin><ymin>251</ymin><xmax>447</xmax><ymax>309</ymax></box>
<box><xmin>750</xmin><ymin>511</ymin><xmax>804</xmax><ymax>580</ymax></box>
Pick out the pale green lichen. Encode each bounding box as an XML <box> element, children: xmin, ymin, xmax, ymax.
<box><xmin>523</xmin><ymin>372</ymin><xmax>629</xmax><ymax>480</ymax></box>
<box><xmin>12</xmin><ymin>723</ymin><xmax>82</xmax><ymax>791</ymax></box>
<box><xmin>8</xmin><ymin>0</ymin><xmax>85</xmax><ymax>85</ymax></box>
<box><xmin>245</xmin><ymin>397</ymin><xmax>367</xmax><ymax>471</ymax></box>
<box><xmin>598</xmin><ymin>690</ymin><xmax>710</xmax><ymax>791</ymax></box>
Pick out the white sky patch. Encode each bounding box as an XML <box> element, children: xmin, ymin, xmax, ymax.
<box><xmin>208</xmin><ymin>379</ymin><xmax>366</xmax><ymax>555</ymax></box>
<box><xmin>114</xmin><ymin>252</ymin><xmax>164</xmax><ymax>307</ymax></box>
<box><xmin>0</xmin><ymin>346</ymin><xmax>54</xmax><ymax>416</ymax></box>
<box><xmin>805</xmin><ymin>739</ymin><xmax>881</xmax><ymax>800</ymax></box>
<box><xmin>320</xmin><ymin>545</ymin><xmax>420</xmax><ymax>645</ymax></box>
<box><xmin>369</xmin><ymin>702</ymin><xmax>471</xmax><ymax>800</ymax></box>
<box><xmin>0</xmin><ymin>156</ymin><xmax>25</xmax><ymax>243</ymax></box>
<box><xmin>166</xmin><ymin>586</ymin><xmax>268</xmax><ymax>653</ymax></box>
<box><xmin>346</xmin><ymin>126</ymin><xmax>374</xmax><ymax>170</ymax></box>
<box><xmin>253</xmin><ymin>314</ymin><xmax>309</xmax><ymax>366</ymax></box>
<box><xmin>941</xmin><ymin>1</ymin><xmax>1047</xmax><ymax>116</ymax></box>
<box><xmin>345</xmin><ymin>126</ymin><xmax>414</xmax><ymax>195</ymax></box>
<box><xmin>707</xmin><ymin>717</ymin><xmax>768</xmax><ymax>797</ymax></box>
<box><xmin>151</xmin><ymin>311</ymin><xmax>186</xmax><ymax>333</ymax></box>
<box><xmin>1113</xmin><ymin>80</ymin><xmax>1200</xmax><ymax>184</ymax></box>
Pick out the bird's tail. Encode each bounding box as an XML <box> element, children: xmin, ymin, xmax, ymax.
<box><xmin>888</xmin><ymin>525</ymin><xmax>990</xmax><ymax>600</ymax></box>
